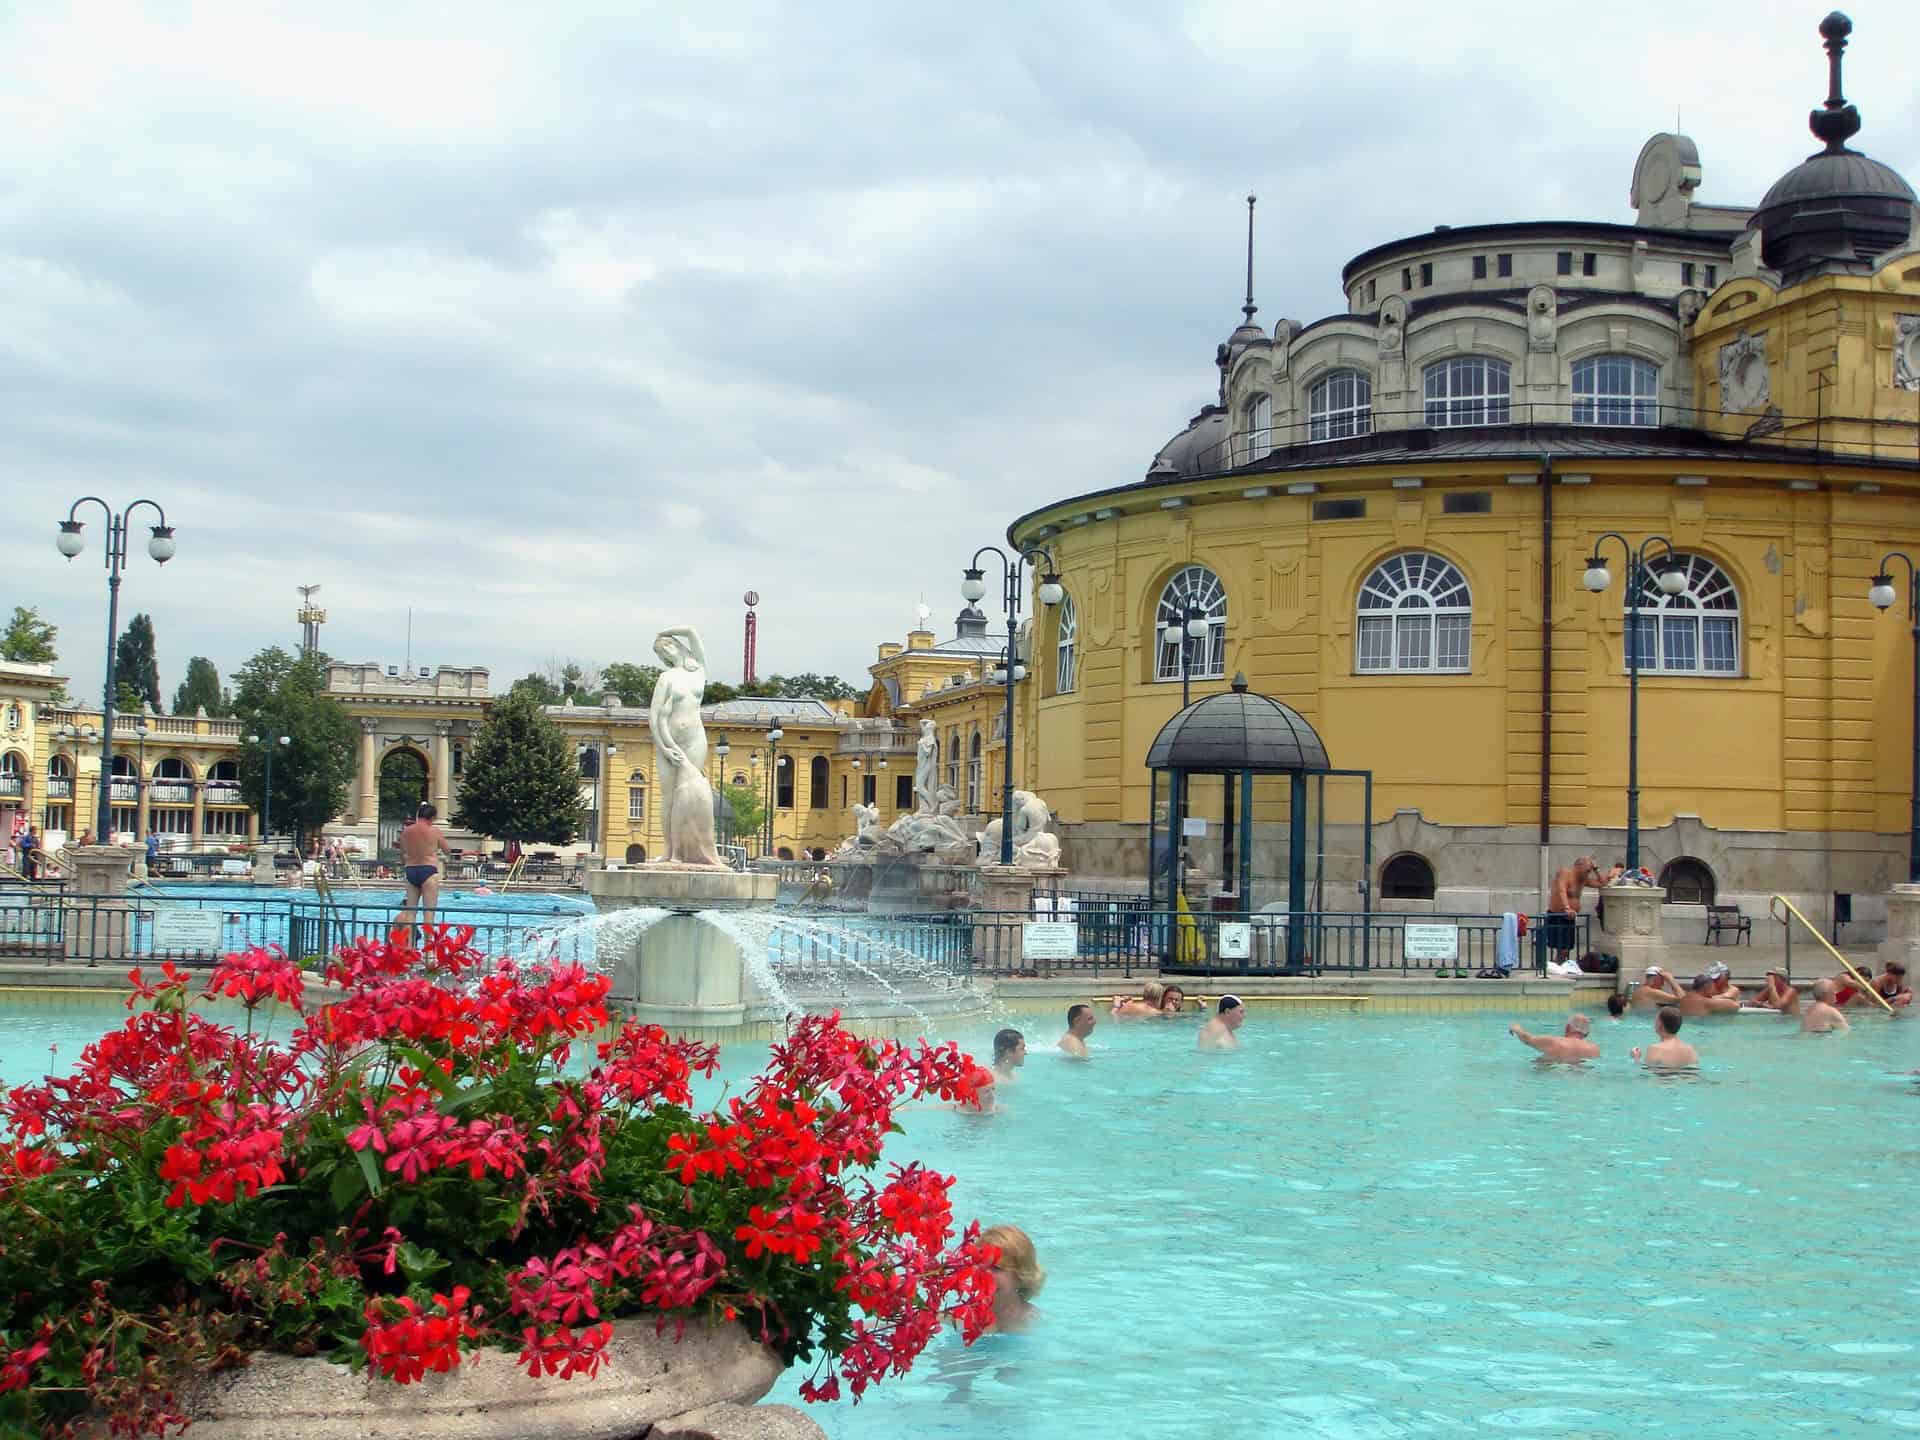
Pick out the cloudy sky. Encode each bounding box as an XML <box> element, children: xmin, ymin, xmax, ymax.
<box><xmin>6</xmin><ymin>0</ymin><xmax>1917</xmax><ymax>703</ymax></box>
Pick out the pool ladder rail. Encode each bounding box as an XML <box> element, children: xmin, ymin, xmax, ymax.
<box><xmin>1768</xmin><ymin>894</ymin><xmax>1894</xmax><ymax>1013</ymax></box>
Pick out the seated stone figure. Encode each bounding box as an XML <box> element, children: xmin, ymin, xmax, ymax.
<box><xmin>976</xmin><ymin>790</ymin><xmax>1060</xmax><ymax>869</ymax></box>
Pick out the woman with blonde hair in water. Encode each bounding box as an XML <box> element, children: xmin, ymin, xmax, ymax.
<box><xmin>1111</xmin><ymin>980</ymin><xmax>1166</xmax><ymax>1020</ymax></box>
<box><xmin>979</xmin><ymin>1224</ymin><xmax>1045</xmax><ymax>1332</ymax></box>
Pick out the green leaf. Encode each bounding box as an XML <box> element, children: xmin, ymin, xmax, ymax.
<box><xmin>439</xmin><ymin>1081</ymin><xmax>496</xmax><ymax>1116</ymax></box>
<box><xmin>394</xmin><ymin>1043</ymin><xmax>458</xmax><ymax>1099</ymax></box>
<box><xmin>396</xmin><ymin>1242</ymin><xmax>449</xmax><ymax>1282</ymax></box>
<box><xmin>354</xmin><ymin>1144</ymin><xmax>384</xmax><ymax>1197</ymax></box>
<box><xmin>330</xmin><ymin>1161</ymin><xmax>367</xmax><ymax>1210</ymax></box>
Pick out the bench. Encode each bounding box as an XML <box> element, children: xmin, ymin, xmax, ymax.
<box><xmin>1705</xmin><ymin>904</ymin><xmax>1752</xmax><ymax>945</ymax></box>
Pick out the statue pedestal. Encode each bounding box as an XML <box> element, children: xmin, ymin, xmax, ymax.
<box><xmin>1879</xmin><ymin>884</ymin><xmax>1920</xmax><ymax>969</ymax></box>
<box><xmin>1599</xmin><ymin>884</ymin><xmax>1667</xmax><ymax>989</ymax></box>
<box><xmin>973</xmin><ymin>865</ymin><xmax>1066</xmax><ymax>964</ymax></box>
<box><xmin>252</xmin><ymin>846</ymin><xmax>278</xmax><ymax>886</ymax></box>
<box><xmin>65</xmin><ymin>846</ymin><xmax>135</xmax><ymax>964</ymax></box>
<box><xmin>585</xmin><ymin>867</ymin><xmax>779</xmax><ymax>1031</ymax></box>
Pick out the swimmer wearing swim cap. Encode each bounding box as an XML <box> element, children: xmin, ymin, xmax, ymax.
<box><xmin>1197</xmin><ymin>995</ymin><xmax>1245</xmax><ymax>1052</ymax></box>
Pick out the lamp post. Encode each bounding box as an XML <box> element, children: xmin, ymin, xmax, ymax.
<box><xmin>1869</xmin><ymin>553</ymin><xmax>1920</xmax><ymax>883</ymax></box>
<box><xmin>962</xmin><ymin>545</ymin><xmax>1063</xmax><ymax>865</ymax></box>
<box><xmin>765</xmin><ymin>727</ymin><xmax>783</xmax><ymax>856</ymax></box>
<box><xmin>247</xmin><ymin>733</ymin><xmax>291</xmax><ymax>845</ymax></box>
<box><xmin>1161</xmin><ymin>604</ymin><xmax>1211</xmax><ymax>710</ymax></box>
<box><xmin>133</xmin><ymin>720</ymin><xmax>151</xmax><ymax>842</ymax></box>
<box><xmin>1581</xmin><ymin>533</ymin><xmax>1686</xmax><ymax>870</ymax></box>
<box><xmin>54</xmin><ymin>497</ymin><xmax>177</xmax><ymax>841</ymax></box>
<box><xmin>713</xmin><ymin>735</ymin><xmax>731</xmax><ymax>849</ymax></box>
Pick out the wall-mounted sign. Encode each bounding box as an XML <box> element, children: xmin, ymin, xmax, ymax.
<box><xmin>1403</xmin><ymin>923</ymin><xmax>1460</xmax><ymax>962</ymax></box>
<box><xmin>1021</xmin><ymin>922</ymin><xmax>1078</xmax><ymax>961</ymax></box>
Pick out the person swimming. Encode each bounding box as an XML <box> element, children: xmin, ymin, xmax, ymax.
<box><xmin>1057</xmin><ymin>1003</ymin><xmax>1097</xmax><ymax>1058</ymax></box>
<box><xmin>1800</xmin><ymin>979</ymin><xmax>1851</xmax><ymax>1034</ymax></box>
<box><xmin>978</xmin><ymin>1224</ymin><xmax>1045</xmax><ymax>1333</ymax></box>
<box><xmin>1111</xmin><ymin>981</ymin><xmax>1166</xmax><ymax>1020</ymax></box>
<box><xmin>1632</xmin><ymin>1006</ymin><xmax>1699</xmax><ymax>1069</ymax></box>
<box><xmin>1197</xmin><ymin>995</ymin><xmax>1245</xmax><ymax>1051</ymax></box>
<box><xmin>992</xmin><ymin>1027</ymin><xmax>1027</xmax><ymax>1082</ymax></box>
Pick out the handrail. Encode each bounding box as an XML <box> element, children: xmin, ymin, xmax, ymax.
<box><xmin>1768</xmin><ymin>894</ymin><xmax>1893</xmax><ymax>1013</ymax></box>
<box><xmin>498</xmin><ymin>856</ymin><xmax>527</xmax><ymax>894</ymax></box>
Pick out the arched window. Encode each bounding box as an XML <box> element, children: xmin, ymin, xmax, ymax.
<box><xmin>627</xmin><ymin>782</ymin><xmax>646</xmax><ymax>822</ymax></box>
<box><xmin>1054</xmin><ymin>596</ymin><xmax>1078</xmax><ymax>695</ymax></box>
<box><xmin>1241</xmin><ymin>393</ymin><xmax>1272</xmax><ymax>463</ymax></box>
<box><xmin>207</xmin><ymin>760</ymin><xmax>238</xmax><ymax>782</ymax></box>
<box><xmin>809</xmin><ymin>755</ymin><xmax>829</xmax><ymax>809</ymax></box>
<box><xmin>1380</xmin><ymin>852</ymin><xmax>1436</xmax><ymax>900</ymax></box>
<box><xmin>1309</xmin><ymin>370</ymin><xmax>1373</xmax><ymax>442</ymax></box>
<box><xmin>48</xmin><ymin>754</ymin><xmax>73</xmax><ymax>779</ymax></box>
<box><xmin>155</xmin><ymin>757</ymin><xmax>192</xmax><ymax>780</ymax></box>
<box><xmin>946</xmin><ymin>733</ymin><xmax>960</xmax><ymax>794</ymax></box>
<box><xmin>776</xmin><ymin>756</ymin><xmax>794</xmax><ymax>810</ymax></box>
<box><xmin>1658</xmin><ymin>856</ymin><xmax>1716</xmax><ymax>906</ymax></box>
<box><xmin>110</xmin><ymin>754</ymin><xmax>136</xmax><ymax>777</ymax></box>
<box><xmin>1423</xmin><ymin>356</ymin><xmax>1511</xmax><ymax>428</ymax></box>
<box><xmin>967</xmin><ymin>733</ymin><xmax>983</xmax><ymax>812</ymax></box>
<box><xmin>1154</xmin><ymin>566</ymin><xmax>1227</xmax><ymax>682</ymax></box>
<box><xmin>624</xmin><ymin>843</ymin><xmax>647</xmax><ymax>864</ymax></box>
<box><xmin>1356</xmin><ymin>553</ymin><xmax>1472</xmax><ymax>673</ymax></box>
<box><xmin>0</xmin><ymin>752</ymin><xmax>24</xmax><ymax>800</ymax></box>
<box><xmin>1572</xmin><ymin>355</ymin><xmax>1658</xmax><ymax>425</ymax></box>
<box><xmin>731</xmin><ymin>770</ymin><xmax>747</xmax><ymax>786</ymax></box>
<box><xmin>1627</xmin><ymin>554</ymin><xmax>1740</xmax><ymax>675</ymax></box>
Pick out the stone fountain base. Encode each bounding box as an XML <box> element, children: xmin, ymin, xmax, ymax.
<box><xmin>586</xmin><ymin>866</ymin><xmax>777</xmax><ymax>1032</ymax></box>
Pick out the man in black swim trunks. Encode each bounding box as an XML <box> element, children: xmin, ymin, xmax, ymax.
<box><xmin>397</xmin><ymin>803</ymin><xmax>451</xmax><ymax>936</ymax></box>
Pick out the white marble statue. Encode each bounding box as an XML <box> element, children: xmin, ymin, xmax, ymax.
<box><xmin>853</xmin><ymin>802</ymin><xmax>883</xmax><ymax>847</ymax></box>
<box><xmin>975</xmin><ymin>789</ymin><xmax>1060</xmax><ymax>868</ymax></box>
<box><xmin>648</xmin><ymin>626</ymin><xmax>721</xmax><ymax>867</ymax></box>
<box><xmin>912</xmin><ymin>717</ymin><xmax>938</xmax><ymax>815</ymax></box>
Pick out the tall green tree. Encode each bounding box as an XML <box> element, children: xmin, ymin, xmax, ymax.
<box><xmin>114</xmin><ymin>613</ymin><xmax>162</xmax><ymax>713</ymax></box>
<box><xmin>507</xmin><ymin>672</ymin><xmax>562</xmax><ymax>705</ymax></box>
<box><xmin>0</xmin><ymin>606</ymin><xmax>57</xmax><ymax>664</ymax></box>
<box><xmin>722</xmin><ymin>782</ymin><xmax>764</xmax><ymax>847</ymax></box>
<box><xmin>600</xmin><ymin>662</ymin><xmax>661</xmax><ymax>706</ymax></box>
<box><xmin>379</xmin><ymin>749</ymin><xmax>428</xmax><ymax>821</ymax></box>
<box><xmin>453</xmin><ymin>690</ymin><xmax>585</xmax><ymax>845</ymax></box>
<box><xmin>230</xmin><ymin>646</ymin><xmax>358</xmax><ymax>845</ymax></box>
<box><xmin>172</xmin><ymin>656</ymin><xmax>230</xmax><ymax>716</ymax></box>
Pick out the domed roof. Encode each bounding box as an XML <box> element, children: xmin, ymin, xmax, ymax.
<box><xmin>1751</xmin><ymin>13</ymin><xmax>1919</xmax><ymax>283</ymax></box>
<box><xmin>1148</xmin><ymin>405</ymin><xmax>1229</xmax><ymax>478</ymax></box>
<box><xmin>1145</xmin><ymin>674</ymin><xmax>1331</xmax><ymax>774</ymax></box>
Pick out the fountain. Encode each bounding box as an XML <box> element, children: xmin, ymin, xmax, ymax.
<box><xmin>583</xmin><ymin>625</ymin><xmax>993</xmax><ymax>1037</ymax></box>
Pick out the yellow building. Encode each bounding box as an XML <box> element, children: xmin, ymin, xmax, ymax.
<box><xmin>1</xmin><ymin>660</ymin><xmax>255</xmax><ymax>853</ymax></box>
<box><xmin>1004</xmin><ymin>16</ymin><xmax>1920</xmax><ymax>934</ymax></box>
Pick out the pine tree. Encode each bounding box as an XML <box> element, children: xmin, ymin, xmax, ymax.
<box><xmin>114</xmin><ymin>614</ymin><xmax>163</xmax><ymax>713</ymax></box>
<box><xmin>172</xmin><ymin>656</ymin><xmax>229</xmax><ymax>716</ymax></box>
<box><xmin>0</xmin><ymin>606</ymin><xmax>58</xmax><ymax>664</ymax></box>
<box><xmin>453</xmin><ymin>690</ymin><xmax>585</xmax><ymax>845</ymax></box>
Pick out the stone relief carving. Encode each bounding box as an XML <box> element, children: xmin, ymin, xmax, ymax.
<box><xmin>1896</xmin><ymin>314</ymin><xmax>1920</xmax><ymax>391</ymax></box>
<box><xmin>1526</xmin><ymin>285</ymin><xmax>1557</xmax><ymax>351</ymax></box>
<box><xmin>1376</xmin><ymin>296</ymin><xmax>1406</xmax><ymax>357</ymax></box>
<box><xmin>1717</xmin><ymin>332</ymin><xmax>1770</xmax><ymax>413</ymax></box>
<box><xmin>1676</xmin><ymin>289</ymin><xmax>1705</xmax><ymax>327</ymax></box>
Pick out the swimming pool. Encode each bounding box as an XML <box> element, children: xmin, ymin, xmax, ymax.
<box><xmin>6</xmin><ymin>996</ymin><xmax>1915</xmax><ymax>1437</ymax></box>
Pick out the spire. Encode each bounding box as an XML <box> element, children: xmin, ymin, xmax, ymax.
<box><xmin>1808</xmin><ymin>11</ymin><xmax>1861</xmax><ymax>155</ymax></box>
<box><xmin>1242</xmin><ymin>193</ymin><xmax>1258</xmax><ymax>323</ymax></box>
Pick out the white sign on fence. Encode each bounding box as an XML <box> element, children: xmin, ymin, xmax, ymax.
<box><xmin>1181</xmin><ymin>817</ymin><xmax>1208</xmax><ymax>837</ymax></box>
<box><xmin>1402</xmin><ymin>922</ymin><xmax>1460</xmax><ymax>962</ymax></box>
<box><xmin>152</xmin><ymin>908</ymin><xmax>225</xmax><ymax>953</ymax></box>
<box><xmin>1217</xmin><ymin>922</ymin><xmax>1251</xmax><ymax>959</ymax></box>
<box><xmin>1021</xmin><ymin>921</ymin><xmax>1079</xmax><ymax>961</ymax></box>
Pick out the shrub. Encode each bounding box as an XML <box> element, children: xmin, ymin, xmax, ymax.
<box><xmin>0</xmin><ymin>930</ymin><xmax>996</xmax><ymax>1435</ymax></box>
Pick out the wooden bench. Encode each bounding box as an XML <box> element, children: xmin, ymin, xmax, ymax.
<box><xmin>1705</xmin><ymin>904</ymin><xmax>1752</xmax><ymax>945</ymax></box>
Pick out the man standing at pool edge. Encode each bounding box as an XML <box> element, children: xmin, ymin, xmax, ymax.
<box><xmin>396</xmin><ymin>803</ymin><xmax>451</xmax><ymax>936</ymax></box>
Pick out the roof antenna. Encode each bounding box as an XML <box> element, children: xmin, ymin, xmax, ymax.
<box><xmin>1242</xmin><ymin>193</ymin><xmax>1258</xmax><ymax>323</ymax></box>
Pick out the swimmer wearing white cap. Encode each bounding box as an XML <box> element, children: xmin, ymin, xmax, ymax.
<box><xmin>1633</xmin><ymin>964</ymin><xmax>1681</xmax><ymax>1009</ymax></box>
<box><xmin>1197</xmin><ymin>995</ymin><xmax>1245</xmax><ymax>1052</ymax></box>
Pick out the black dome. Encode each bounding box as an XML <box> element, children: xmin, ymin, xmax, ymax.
<box><xmin>1750</xmin><ymin>12</ymin><xmax>1919</xmax><ymax>284</ymax></box>
<box><xmin>1146</xmin><ymin>674</ymin><xmax>1331</xmax><ymax>774</ymax></box>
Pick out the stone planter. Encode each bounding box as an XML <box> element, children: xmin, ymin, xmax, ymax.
<box><xmin>162</xmin><ymin>1318</ymin><xmax>823</xmax><ymax>1440</ymax></box>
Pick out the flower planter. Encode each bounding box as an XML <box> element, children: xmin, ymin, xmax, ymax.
<box><xmin>165</xmin><ymin>1319</ymin><xmax>816</xmax><ymax>1440</ymax></box>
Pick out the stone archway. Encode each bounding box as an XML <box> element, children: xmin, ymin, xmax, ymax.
<box><xmin>377</xmin><ymin>746</ymin><xmax>430</xmax><ymax>855</ymax></box>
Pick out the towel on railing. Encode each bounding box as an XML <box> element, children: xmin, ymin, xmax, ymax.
<box><xmin>1496</xmin><ymin>912</ymin><xmax>1520</xmax><ymax>973</ymax></box>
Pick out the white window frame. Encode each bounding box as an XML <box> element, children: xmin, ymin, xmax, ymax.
<box><xmin>1355</xmin><ymin>552</ymin><xmax>1473</xmax><ymax>674</ymax></box>
<box><xmin>1572</xmin><ymin>355</ymin><xmax>1659</xmax><ymax>426</ymax></box>
<box><xmin>967</xmin><ymin>733</ymin><xmax>983</xmax><ymax>812</ymax></box>
<box><xmin>1055</xmin><ymin>596</ymin><xmax>1078</xmax><ymax>694</ymax></box>
<box><xmin>1154</xmin><ymin>566</ymin><xmax>1227</xmax><ymax>682</ymax></box>
<box><xmin>1309</xmin><ymin>369</ymin><xmax>1373</xmax><ymax>442</ymax></box>
<box><xmin>627</xmin><ymin>785</ymin><xmax>646</xmax><ymax>822</ymax></box>
<box><xmin>1626</xmin><ymin>553</ymin><xmax>1741</xmax><ymax>677</ymax></box>
<box><xmin>1241</xmin><ymin>393</ymin><xmax>1273</xmax><ymax>463</ymax></box>
<box><xmin>1423</xmin><ymin>356</ymin><xmax>1511</xmax><ymax>428</ymax></box>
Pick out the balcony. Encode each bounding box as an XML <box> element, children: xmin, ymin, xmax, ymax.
<box><xmin>836</xmin><ymin>726</ymin><xmax>913</xmax><ymax>756</ymax></box>
<box><xmin>203</xmin><ymin>781</ymin><xmax>244</xmax><ymax>805</ymax></box>
<box><xmin>0</xmin><ymin>776</ymin><xmax>22</xmax><ymax>799</ymax></box>
<box><xmin>45</xmin><ymin>778</ymin><xmax>72</xmax><ymax>800</ymax></box>
<box><xmin>147</xmin><ymin>781</ymin><xmax>194</xmax><ymax>805</ymax></box>
<box><xmin>108</xmin><ymin>780</ymin><xmax>138</xmax><ymax>803</ymax></box>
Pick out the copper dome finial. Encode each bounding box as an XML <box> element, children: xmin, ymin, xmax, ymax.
<box><xmin>1809</xmin><ymin>11</ymin><xmax>1861</xmax><ymax>155</ymax></box>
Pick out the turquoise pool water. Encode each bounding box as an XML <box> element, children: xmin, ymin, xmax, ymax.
<box><xmin>7</xmin><ymin>998</ymin><xmax>1917</xmax><ymax>1437</ymax></box>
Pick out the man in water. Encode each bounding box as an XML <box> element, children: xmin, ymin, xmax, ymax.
<box><xmin>1676</xmin><ymin>973</ymin><xmax>1740</xmax><ymax>1018</ymax></box>
<box><xmin>1058</xmin><ymin>1003</ymin><xmax>1097</xmax><ymax>1058</ymax></box>
<box><xmin>396</xmin><ymin>802</ymin><xmax>451</xmax><ymax>935</ymax></box>
<box><xmin>1705</xmin><ymin>960</ymin><xmax>1742</xmax><ymax>1004</ymax></box>
<box><xmin>1632</xmin><ymin>1006</ymin><xmax>1699</xmax><ymax>1069</ymax></box>
<box><xmin>1633</xmin><ymin>965</ymin><xmax>1679</xmax><ymax>1009</ymax></box>
<box><xmin>993</xmin><ymin>1028</ymin><xmax>1026</xmax><ymax>1082</ymax></box>
<box><xmin>1197</xmin><ymin>995</ymin><xmax>1245</xmax><ymax>1051</ymax></box>
<box><xmin>1750</xmin><ymin>967</ymin><xmax>1799</xmax><ymax>1016</ymax></box>
<box><xmin>1606</xmin><ymin>993</ymin><xmax>1630</xmax><ymax>1019</ymax></box>
<box><xmin>1800</xmin><ymin>978</ymin><xmax>1851</xmax><ymax>1034</ymax></box>
<box><xmin>1508</xmin><ymin>1014</ymin><xmax>1600</xmax><ymax>1063</ymax></box>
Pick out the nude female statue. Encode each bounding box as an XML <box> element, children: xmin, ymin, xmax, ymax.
<box><xmin>913</xmin><ymin>717</ymin><xmax>938</xmax><ymax>816</ymax></box>
<box><xmin>649</xmin><ymin>627</ymin><xmax>721</xmax><ymax>866</ymax></box>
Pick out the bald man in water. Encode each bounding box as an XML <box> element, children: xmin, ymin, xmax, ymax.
<box><xmin>1801</xmin><ymin>979</ymin><xmax>1851</xmax><ymax>1034</ymax></box>
<box><xmin>1508</xmin><ymin>1014</ymin><xmax>1600</xmax><ymax>1063</ymax></box>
